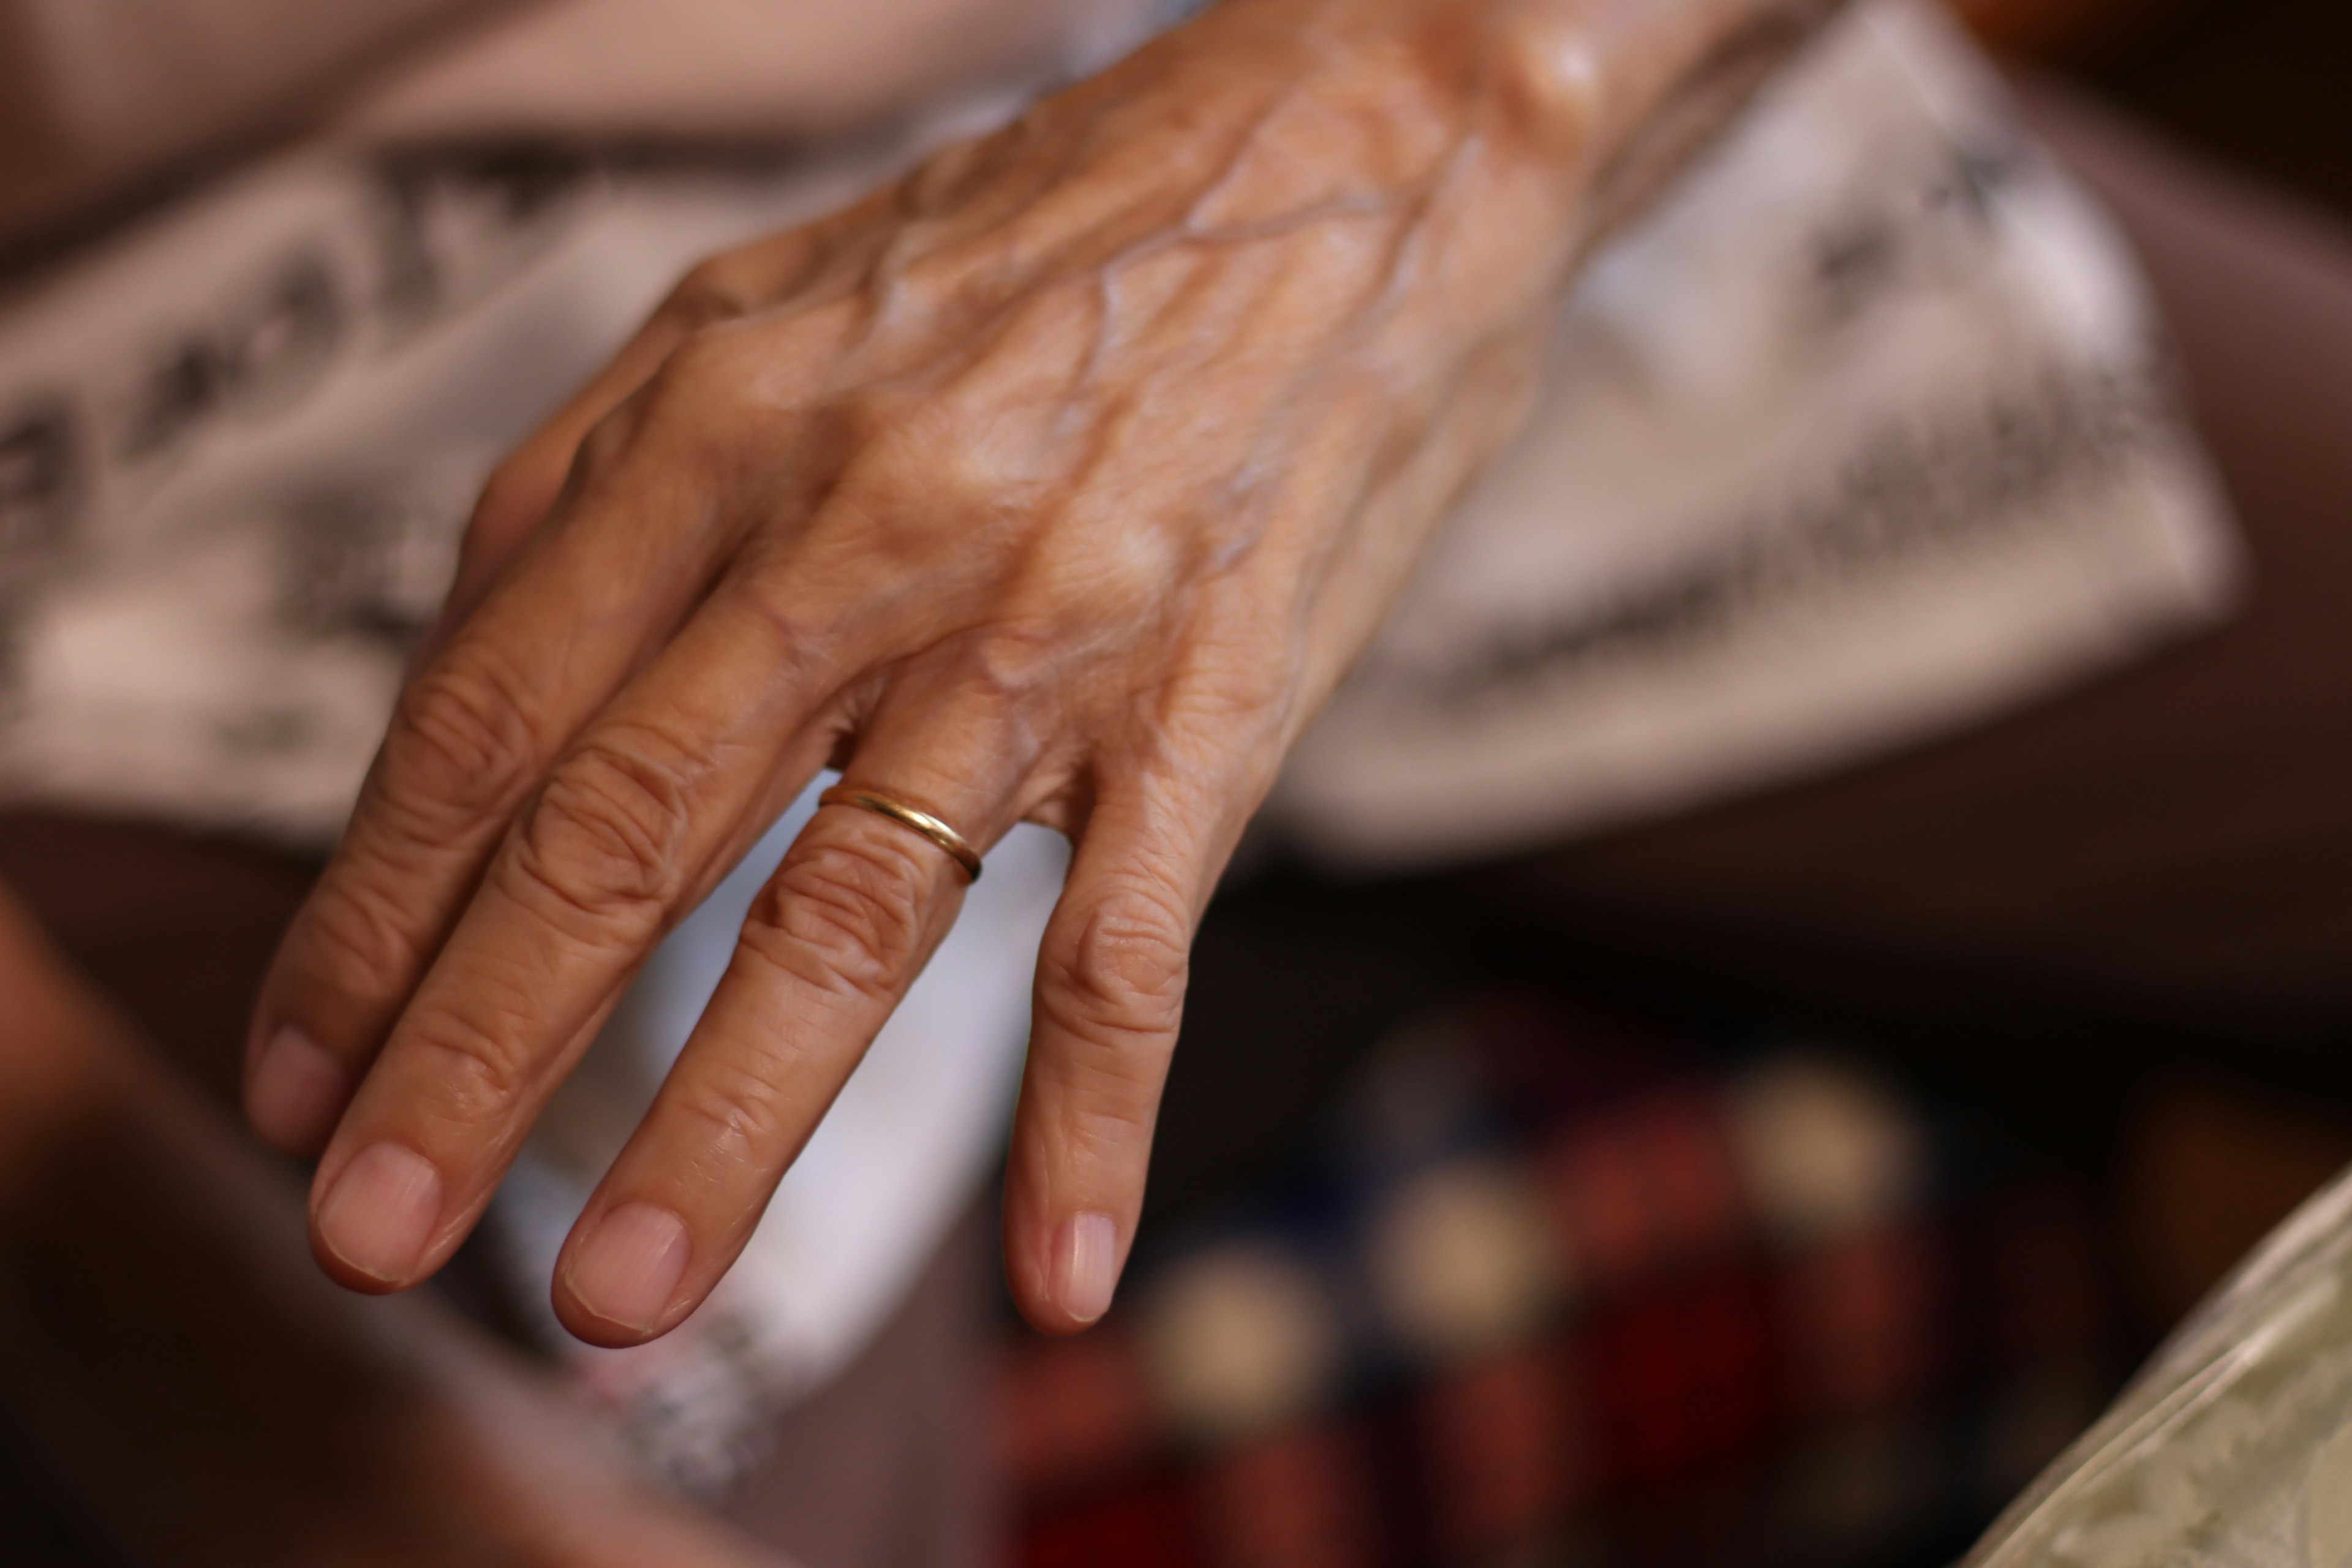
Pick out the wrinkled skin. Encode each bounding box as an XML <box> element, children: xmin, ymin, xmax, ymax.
<box><xmin>246</xmin><ymin>0</ymin><xmax>1835</xmax><ymax>1344</ymax></box>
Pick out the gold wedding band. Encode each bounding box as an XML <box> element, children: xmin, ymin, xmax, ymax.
<box><xmin>817</xmin><ymin>785</ymin><xmax>984</xmax><ymax>884</ymax></box>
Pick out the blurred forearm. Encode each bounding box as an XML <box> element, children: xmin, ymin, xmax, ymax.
<box><xmin>0</xmin><ymin>886</ymin><xmax>776</xmax><ymax>1568</ymax></box>
<box><xmin>0</xmin><ymin>888</ymin><xmax>122</xmax><ymax>1199</ymax></box>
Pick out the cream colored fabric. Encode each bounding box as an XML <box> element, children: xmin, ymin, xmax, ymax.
<box><xmin>1269</xmin><ymin>1</ymin><xmax>2237</xmax><ymax>867</ymax></box>
<box><xmin>0</xmin><ymin>0</ymin><xmax>1146</xmax><ymax>249</ymax></box>
<box><xmin>0</xmin><ymin>0</ymin><xmax>491</xmax><ymax>244</ymax></box>
<box><xmin>339</xmin><ymin>0</ymin><xmax>1159</xmax><ymax>146</ymax></box>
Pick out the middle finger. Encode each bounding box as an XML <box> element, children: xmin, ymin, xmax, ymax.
<box><xmin>302</xmin><ymin>567</ymin><xmax>876</xmax><ymax>1294</ymax></box>
<box><xmin>549</xmin><ymin>686</ymin><xmax>1047</xmax><ymax>1344</ymax></box>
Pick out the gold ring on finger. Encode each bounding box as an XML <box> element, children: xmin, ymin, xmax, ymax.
<box><xmin>816</xmin><ymin>785</ymin><xmax>984</xmax><ymax>884</ymax></box>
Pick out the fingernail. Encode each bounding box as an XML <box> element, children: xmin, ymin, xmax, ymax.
<box><xmin>246</xmin><ymin>1025</ymin><xmax>347</xmax><ymax>1152</ymax></box>
<box><xmin>317</xmin><ymin>1143</ymin><xmax>443</xmax><ymax>1285</ymax></box>
<box><xmin>565</xmin><ymin>1203</ymin><xmax>692</xmax><ymax>1333</ymax></box>
<box><xmin>1051</xmin><ymin>1212</ymin><xmax>1120</xmax><ymax>1325</ymax></box>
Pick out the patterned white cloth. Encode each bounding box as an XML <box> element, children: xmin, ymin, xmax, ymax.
<box><xmin>0</xmin><ymin>0</ymin><xmax>2237</xmax><ymax>1493</ymax></box>
<box><xmin>1272</xmin><ymin>0</ymin><xmax>2236</xmax><ymax>865</ymax></box>
<box><xmin>1964</xmin><ymin>1161</ymin><xmax>2352</xmax><ymax>1568</ymax></box>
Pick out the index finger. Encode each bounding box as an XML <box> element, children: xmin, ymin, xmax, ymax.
<box><xmin>242</xmin><ymin>334</ymin><xmax>830</xmax><ymax>1156</ymax></box>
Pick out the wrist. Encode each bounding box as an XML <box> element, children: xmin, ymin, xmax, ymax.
<box><xmin>1488</xmin><ymin>0</ymin><xmax>1847</xmax><ymax>239</ymax></box>
<box><xmin>1147</xmin><ymin>0</ymin><xmax>1843</xmax><ymax>289</ymax></box>
<box><xmin>1188</xmin><ymin>0</ymin><xmax>1838</xmax><ymax>166</ymax></box>
<box><xmin>1482</xmin><ymin>0</ymin><xmax>1841</xmax><ymax>163</ymax></box>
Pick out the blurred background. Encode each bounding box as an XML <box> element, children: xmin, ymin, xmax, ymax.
<box><xmin>1</xmin><ymin>2</ymin><xmax>2347</xmax><ymax>1566</ymax></box>
<box><xmin>996</xmin><ymin>3</ymin><xmax>2352</xmax><ymax>1565</ymax></box>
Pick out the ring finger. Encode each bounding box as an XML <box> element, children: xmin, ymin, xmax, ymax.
<box><xmin>548</xmin><ymin>699</ymin><xmax>1042</xmax><ymax>1344</ymax></box>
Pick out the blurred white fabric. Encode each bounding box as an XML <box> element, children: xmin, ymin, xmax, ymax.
<box><xmin>1272</xmin><ymin>0</ymin><xmax>2237</xmax><ymax>866</ymax></box>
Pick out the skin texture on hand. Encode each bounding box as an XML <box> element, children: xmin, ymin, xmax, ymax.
<box><xmin>246</xmin><ymin>0</ymin><xmax>1840</xmax><ymax>1345</ymax></box>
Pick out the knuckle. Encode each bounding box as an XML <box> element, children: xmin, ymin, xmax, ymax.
<box><xmin>904</xmin><ymin>134</ymin><xmax>993</xmax><ymax>216</ymax></box>
<box><xmin>636</xmin><ymin>331</ymin><xmax>783</xmax><ymax>459</ymax></box>
<box><xmin>400</xmin><ymin>1011</ymin><xmax>536</xmax><ymax>1129</ymax></box>
<box><xmin>878</xmin><ymin>421</ymin><xmax>1017</xmax><ymax>525</ymax></box>
<box><xmin>664</xmin><ymin>254</ymin><xmax>762</xmax><ymax>325</ymax></box>
<box><xmin>883</xmin><ymin>240</ymin><xmax>973</xmax><ymax>320</ymax></box>
<box><xmin>573</xmin><ymin>397</ymin><xmax>646</xmax><ymax>476</ymax></box>
<box><xmin>1041</xmin><ymin>880</ymin><xmax>1192</xmax><ymax>1050</ymax></box>
<box><xmin>385</xmin><ymin>650</ymin><xmax>545</xmax><ymax>827</ymax></box>
<box><xmin>1068</xmin><ymin>542</ymin><xmax>1180</xmax><ymax>625</ymax></box>
<box><xmin>657</xmin><ymin>325</ymin><xmax>748</xmax><ymax>391</ymax></box>
<box><xmin>295</xmin><ymin>870</ymin><xmax>422</xmax><ymax>1006</ymax></box>
<box><xmin>928</xmin><ymin>620</ymin><xmax>1066</xmax><ymax>707</ymax></box>
<box><xmin>1087</xmin><ymin>520</ymin><xmax>1175</xmax><ymax>594</ymax></box>
<box><xmin>825</xmin><ymin>384</ymin><xmax>921</xmax><ymax>459</ymax></box>
<box><xmin>662</xmin><ymin>1055</ymin><xmax>798</xmax><ymax>1165</ymax></box>
<box><xmin>501</xmin><ymin>732</ymin><xmax>699</xmax><ymax>933</ymax></box>
<box><xmin>1151</xmin><ymin>650</ymin><xmax>1297</xmax><ymax>753</ymax></box>
<box><xmin>472</xmin><ymin>450</ymin><xmax>548</xmax><ymax>531</ymax></box>
<box><xmin>744</xmin><ymin>834</ymin><xmax>933</xmax><ymax>1003</ymax></box>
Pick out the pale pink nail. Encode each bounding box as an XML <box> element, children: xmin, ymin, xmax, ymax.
<box><xmin>316</xmin><ymin>1143</ymin><xmax>442</xmax><ymax>1285</ymax></box>
<box><xmin>1051</xmin><ymin>1212</ymin><xmax>1120</xmax><ymax>1325</ymax></box>
<box><xmin>246</xmin><ymin>1025</ymin><xmax>347</xmax><ymax>1152</ymax></box>
<box><xmin>565</xmin><ymin>1203</ymin><xmax>692</xmax><ymax>1333</ymax></box>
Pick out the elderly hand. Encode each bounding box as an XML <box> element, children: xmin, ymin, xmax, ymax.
<box><xmin>246</xmin><ymin>0</ymin><xmax>1830</xmax><ymax>1343</ymax></box>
